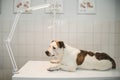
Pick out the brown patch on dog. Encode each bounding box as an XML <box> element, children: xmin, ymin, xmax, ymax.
<box><xmin>87</xmin><ymin>51</ymin><xmax>95</xmax><ymax>56</ymax></box>
<box><xmin>95</xmin><ymin>52</ymin><xmax>116</xmax><ymax>69</ymax></box>
<box><xmin>76</xmin><ymin>51</ymin><xmax>86</xmax><ymax>65</ymax></box>
<box><xmin>76</xmin><ymin>50</ymin><xmax>95</xmax><ymax>65</ymax></box>
<box><xmin>56</xmin><ymin>41</ymin><xmax>65</xmax><ymax>48</ymax></box>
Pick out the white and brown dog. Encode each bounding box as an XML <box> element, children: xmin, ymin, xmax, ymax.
<box><xmin>45</xmin><ymin>40</ymin><xmax>116</xmax><ymax>72</ymax></box>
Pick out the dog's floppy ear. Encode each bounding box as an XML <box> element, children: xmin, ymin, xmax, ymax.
<box><xmin>51</xmin><ymin>40</ymin><xmax>55</xmax><ymax>43</ymax></box>
<box><xmin>57</xmin><ymin>41</ymin><xmax>65</xmax><ymax>48</ymax></box>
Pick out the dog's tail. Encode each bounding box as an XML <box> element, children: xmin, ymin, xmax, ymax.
<box><xmin>109</xmin><ymin>57</ymin><xmax>116</xmax><ymax>69</ymax></box>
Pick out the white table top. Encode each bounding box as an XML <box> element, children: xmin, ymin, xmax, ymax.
<box><xmin>13</xmin><ymin>61</ymin><xmax>120</xmax><ymax>79</ymax></box>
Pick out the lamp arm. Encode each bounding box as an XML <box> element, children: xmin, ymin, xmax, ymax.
<box><xmin>5</xmin><ymin>12</ymin><xmax>22</xmax><ymax>74</ymax></box>
<box><xmin>52</xmin><ymin>0</ymin><xmax>56</xmax><ymax>40</ymax></box>
<box><xmin>26</xmin><ymin>4</ymin><xmax>50</xmax><ymax>11</ymax></box>
<box><xmin>5</xmin><ymin>3</ymin><xmax>50</xmax><ymax>74</ymax></box>
<box><xmin>8</xmin><ymin>12</ymin><xmax>22</xmax><ymax>41</ymax></box>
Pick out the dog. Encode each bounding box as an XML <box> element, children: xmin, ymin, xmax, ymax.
<box><xmin>45</xmin><ymin>40</ymin><xmax>116</xmax><ymax>72</ymax></box>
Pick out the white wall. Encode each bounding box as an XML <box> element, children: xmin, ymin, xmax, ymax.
<box><xmin>114</xmin><ymin>0</ymin><xmax>120</xmax><ymax>73</ymax></box>
<box><xmin>0</xmin><ymin>0</ymin><xmax>120</xmax><ymax>80</ymax></box>
<box><xmin>116</xmin><ymin>0</ymin><xmax>120</xmax><ymax>20</ymax></box>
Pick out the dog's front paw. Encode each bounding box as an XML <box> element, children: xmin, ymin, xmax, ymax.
<box><xmin>47</xmin><ymin>67</ymin><xmax>60</xmax><ymax>71</ymax></box>
<box><xmin>50</xmin><ymin>59</ymin><xmax>60</xmax><ymax>64</ymax></box>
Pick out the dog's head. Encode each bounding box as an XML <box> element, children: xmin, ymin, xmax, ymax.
<box><xmin>45</xmin><ymin>40</ymin><xmax>65</xmax><ymax>57</ymax></box>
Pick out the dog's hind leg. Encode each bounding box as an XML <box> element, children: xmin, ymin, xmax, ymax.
<box><xmin>59</xmin><ymin>65</ymin><xmax>76</xmax><ymax>72</ymax></box>
<box><xmin>48</xmin><ymin>64</ymin><xmax>76</xmax><ymax>72</ymax></box>
<box><xmin>47</xmin><ymin>65</ymin><xmax>60</xmax><ymax>71</ymax></box>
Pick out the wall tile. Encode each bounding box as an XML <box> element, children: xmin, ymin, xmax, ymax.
<box><xmin>59</xmin><ymin>20</ymin><xmax>69</xmax><ymax>33</ymax></box>
<box><xmin>94</xmin><ymin>21</ymin><xmax>105</xmax><ymax>33</ymax></box>
<box><xmin>0</xmin><ymin>57</ymin><xmax>4</xmax><ymax>69</ymax></box>
<box><xmin>77</xmin><ymin>33</ymin><xmax>85</xmax><ymax>45</ymax></box>
<box><xmin>114</xmin><ymin>58</ymin><xmax>120</xmax><ymax>71</ymax></box>
<box><xmin>69</xmin><ymin>20</ymin><xmax>77</xmax><ymax>33</ymax></box>
<box><xmin>0</xmin><ymin>70</ymin><xmax>4</xmax><ymax>80</ymax></box>
<box><xmin>114</xmin><ymin>45</ymin><xmax>120</xmax><ymax>58</ymax></box>
<box><xmin>101</xmin><ymin>21</ymin><xmax>110</xmax><ymax>33</ymax></box>
<box><xmin>3</xmin><ymin>70</ymin><xmax>12</xmax><ymax>80</ymax></box>
<box><xmin>101</xmin><ymin>33</ymin><xmax>109</xmax><ymax>45</ymax></box>
<box><xmin>93</xmin><ymin>33</ymin><xmax>102</xmax><ymax>45</ymax></box>
<box><xmin>115</xmin><ymin>33</ymin><xmax>120</xmax><ymax>45</ymax></box>
<box><xmin>76</xmin><ymin>21</ymin><xmax>86</xmax><ymax>33</ymax></box>
<box><xmin>115</xmin><ymin>21</ymin><xmax>120</xmax><ymax>34</ymax></box>
<box><xmin>108</xmin><ymin>46</ymin><xmax>115</xmax><ymax>57</ymax></box>
<box><xmin>109</xmin><ymin>34</ymin><xmax>115</xmax><ymax>45</ymax></box>
<box><xmin>109</xmin><ymin>21</ymin><xmax>115</xmax><ymax>33</ymax></box>
<box><xmin>84</xmin><ymin>33</ymin><xmax>93</xmax><ymax>45</ymax></box>
<box><xmin>93</xmin><ymin>44</ymin><xmax>102</xmax><ymax>52</ymax></box>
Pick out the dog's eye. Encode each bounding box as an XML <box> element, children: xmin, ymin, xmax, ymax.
<box><xmin>53</xmin><ymin>46</ymin><xmax>56</xmax><ymax>49</ymax></box>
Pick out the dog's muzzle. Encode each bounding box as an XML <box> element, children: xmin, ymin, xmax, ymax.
<box><xmin>45</xmin><ymin>51</ymin><xmax>55</xmax><ymax>57</ymax></box>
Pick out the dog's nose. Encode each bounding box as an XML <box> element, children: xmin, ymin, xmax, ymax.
<box><xmin>45</xmin><ymin>51</ymin><xmax>50</xmax><ymax>56</ymax></box>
